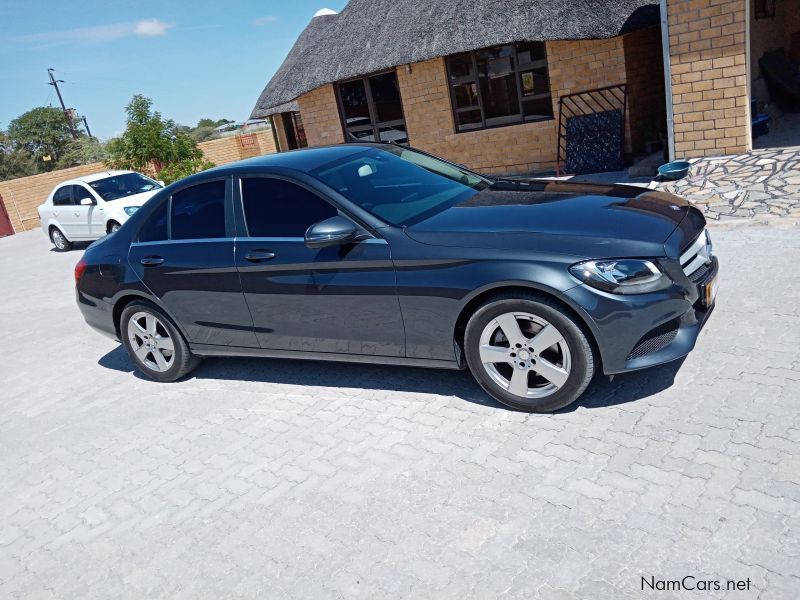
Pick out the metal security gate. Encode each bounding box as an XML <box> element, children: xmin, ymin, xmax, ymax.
<box><xmin>0</xmin><ymin>193</ymin><xmax>14</xmax><ymax>237</ymax></box>
<box><xmin>556</xmin><ymin>84</ymin><xmax>628</xmax><ymax>175</ymax></box>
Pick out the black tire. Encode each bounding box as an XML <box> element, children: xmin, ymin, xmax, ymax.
<box><xmin>120</xmin><ymin>300</ymin><xmax>200</xmax><ymax>382</ymax></box>
<box><xmin>108</xmin><ymin>220</ymin><xmax>122</xmax><ymax>234</ymax></box>
<box><xmin>50</xmin><ymin>227</ymin><xmax>73</xmax><ymax>252</ymax></box>
<box><xmin>464</xmin><ymin>294</ymin><xmax>595</xmax><ymax>412</ymax></box>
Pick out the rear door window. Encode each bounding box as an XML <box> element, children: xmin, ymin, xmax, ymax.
<box><xmin>170</xmin><ymin>181</ymin><xmax>226</xmax><ymax>240</ymax></box>
<box><xmin>52</xmin><ymin>186</ymin><xmax>72</xmax><ymax>206</ymax></box>
<box><xmin>240</xmin><ymin>178</ymin><xmax>337</xmax><ymax>237</ymax></box>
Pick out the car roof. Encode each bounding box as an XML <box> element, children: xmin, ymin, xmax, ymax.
<box><xmin>206</xmin><ymin>143</ymin><xmax>390</xmax><ymax>175</ymax></box>
<box><xmin>69</xmin><ymin>170</ymin><xmax>137</xmax><ymax>184</ymax></box>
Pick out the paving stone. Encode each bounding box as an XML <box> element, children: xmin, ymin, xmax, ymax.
<box><xmin>0</xmin><ymin>227</ymin><xmax>798</xmax><ymax>598</ymax></box>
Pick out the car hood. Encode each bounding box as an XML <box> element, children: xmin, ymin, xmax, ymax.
<box><xmin>104</xmin><ymin>189</ymin><xmax>159</xmax><ymax>209</ymax></box>
<box><xmin>404</xmin><ymin>181</ymin><xmax>703</xmax><ymax>259</ymax></box>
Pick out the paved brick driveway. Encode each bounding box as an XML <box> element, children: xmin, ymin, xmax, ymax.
<box><xmin>1</xmin><ymin>225</ymin><xmax>798</xmax><ymax>599</ymax></box>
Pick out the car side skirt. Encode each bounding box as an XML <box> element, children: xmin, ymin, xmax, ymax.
<box><xmin>189</xmin><ymin>343</ymin><xmax>462</xmax><ymax>370</ymax></box>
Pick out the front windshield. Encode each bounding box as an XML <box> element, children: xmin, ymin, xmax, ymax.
<box><xmin>310</xmin><ymin>146</ymin><xmax>490</xmax><ymax>226</ymax></box>
<box><xmin>89</xmin><ymin>173</ymin><xmax>162</xmax><ymax>201</ymax></box>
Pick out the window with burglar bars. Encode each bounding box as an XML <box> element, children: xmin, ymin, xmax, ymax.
<box><xmin>445</xmin><ymin>42</ymin><xmax>554</xmax><ymax>133</ymax></box>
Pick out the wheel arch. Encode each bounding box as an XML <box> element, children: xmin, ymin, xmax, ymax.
<box><xmin>111</xmin><ymin>292</ymin><xmax>189</xmax><ymax>342</ymax></box>
<box><xmin>453</xmin><ymin>283</ymin><xmax>603</xmax><ymax>372</ymax></box>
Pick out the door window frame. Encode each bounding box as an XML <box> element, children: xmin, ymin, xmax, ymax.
<box><xmin>334</xmin><ymin>69</ymin><xmax>408</xmax><ymax>144</ymax></box>
<box><xmin>133</xmin><ymin>176</ymin><xmax>235</xmax><ymax>244</ymax></box>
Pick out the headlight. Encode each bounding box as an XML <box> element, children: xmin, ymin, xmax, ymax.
<box><xmin>569</xmin><ymin>259</ymin><xmax>670</xmax><ymax>294</ymax></box>
<box><xmin>124</xmin><ymin>206</ymin><xmax>139</xmax><ymax>216</ymax></box>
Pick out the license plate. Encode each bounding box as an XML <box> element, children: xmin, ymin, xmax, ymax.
<box><xmin>704</xmin><ymin>273</ymin><xmax>719</xmax><ymax>306</ymax></box>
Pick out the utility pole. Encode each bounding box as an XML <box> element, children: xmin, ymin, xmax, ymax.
<box><xmin>47</xmin><ymin>68</ymin><xmax>77</xmax><ymax>140</ymax></box>
<box><xmin>82</xmin><ymin>116</ymin><xmax>93</xmax><ymax>138</ymax></box>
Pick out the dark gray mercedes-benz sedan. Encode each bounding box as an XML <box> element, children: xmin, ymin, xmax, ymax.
<box><xmin>75</xmin><ymin>143</ymin><xmax>718</xmax><ymax>412</ymax></box>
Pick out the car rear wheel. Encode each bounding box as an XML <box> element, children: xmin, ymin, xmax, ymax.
<box><xmin>120</xmin><ymin>301</ymin><xmax>200</xmax><ymax>382</ymax></box>
<box><xmin>464</xmin><ymin>295</ymin><xmax>595</xmax><ymax>412</ymax></box>
<box><xmin>50</xmin><ymin>227</ymin><xmax>72</xmax><ymax>252</ymax></box>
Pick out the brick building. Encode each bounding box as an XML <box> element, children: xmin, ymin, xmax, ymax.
<box><xmin>253</xmin><ymin>0</ymin><xmax>800</xmax><ymax>176</ymax></box>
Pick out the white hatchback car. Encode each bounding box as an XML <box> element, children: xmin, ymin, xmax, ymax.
<box><xmin>37</xmin><ymin>170</ymin><xmax>163</xmax><ymax>251</ymax></box>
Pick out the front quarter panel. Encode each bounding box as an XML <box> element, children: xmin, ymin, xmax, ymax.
<box><xmin>386</xmin><ymin>230</ymin><xmax>581</xmax><ymax>361</ymax></box>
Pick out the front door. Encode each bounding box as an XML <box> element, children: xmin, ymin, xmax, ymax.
<box><xmin>235</xmin><ymin>176</ymin><xmax>405</xmax><ymax>356</ymax></box>
<box><xmin>128</xmin><ymin>178</ymin><xmax>258</xmax><ymax>348</ymax></box>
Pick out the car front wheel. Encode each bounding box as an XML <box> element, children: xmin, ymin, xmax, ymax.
<box><xmin>108</xmin><ymin>221</ymin><xmax>121</xmax><ymax>233</ymax></box>
<box><xmin>464</xmin><ymin>295</ymin><xmax>595</xmax><ymax>412</ymax></box>
<box><xmin>50</xmin><ymin>227</ymin><xmax>72</xmax><ymax>252</ymax></box>
<box><xmin>120</xmin><ymin>301</ymin><xmax>200</xmax><ymax>382</ymax></box>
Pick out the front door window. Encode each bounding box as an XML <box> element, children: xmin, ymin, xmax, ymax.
<box><xmin>337</xmin><ymin>72</ymin><xmax>408</xmax><ymax>144</ymax></box>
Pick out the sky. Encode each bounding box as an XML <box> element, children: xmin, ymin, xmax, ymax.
<box><xmin>0</xmin><ymin>0</ymin><xmax>348</xmax><ymax>139</ymax></box>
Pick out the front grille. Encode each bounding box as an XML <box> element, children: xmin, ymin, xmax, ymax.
<box><xmin>688</xmin><ymin>261</ymin><xmax>714</xmax><ymax>285</ymax></box>
<box><xmin>627</xmin><ymin>320</ymin><xmax>680</xmax><ymax>361</ymax></box>
<box><xmin>680</xmin><ymin>230</ymin><xmax>713</xmax><ymax>278</ymax></box>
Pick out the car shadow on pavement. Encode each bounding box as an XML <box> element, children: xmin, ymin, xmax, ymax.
<box><xmin>49</xmin><ymin>241</ymin><xmax>92</xmax><ymax>253</ymax></box>
<box><xmin>99</xmin><ymin>345</ymin><xmax>685</xmax><ymax>412</ymax></box>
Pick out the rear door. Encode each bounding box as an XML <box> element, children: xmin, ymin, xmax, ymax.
<box><xmin>234</xmin><ymin>176</ymin><xmax>405</xmax><ymax>356</ymax></box>
<box><xmin>128</xmin><ymin>178</ymin><xmax>258</xmax><ymax>348</ymax></box>
<box><xmin>54</xmin><ymin>185</ymin><xmax>86</xmax><ymax>238</ymax></box>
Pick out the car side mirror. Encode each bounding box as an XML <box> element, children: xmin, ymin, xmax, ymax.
<box><xmin>304</xmin><ymin>216</ymin><xmax>358</xmax><ymax>249</ymax></box>
<box><xmin>157</xmin><ymin>180</ymin><xmax>165</xmax><ymax>187</ymax></box>
<box><xmin>79</xmin><ymin>197</ymin><xmax>95</xmax><ymax>206</ymax></box>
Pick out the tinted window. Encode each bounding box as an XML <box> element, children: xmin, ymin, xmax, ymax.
<box><xmin>170</xmin><ymin>181</ymin><xmax>226</xmax><ymax>240</ymax></box>
<box><xmin>73</xmin><ymin>185</ymin><xmax>94</xmax><ymax>203</ymax></box>
<box><xmin>241</xmin><ymin>178</ymin><xmax>337</xmax><ymax>237</ymax></box>
<box><xmin>52</xmin><ymin>186</ymin><xmax>72</xmax><ymax>206</ymax></box>
<box><xmin>138</xmin><ymin>201</ymin><xmax>168</xmax><ymax>242</ymax></box>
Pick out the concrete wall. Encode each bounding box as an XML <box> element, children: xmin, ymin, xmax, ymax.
<box><xmin>0</xmin><ymin>130</ymin><xmax>277</xmax><ymax>234</ymax></box>
<box><xmin>667</xmin><ymin>0</ymin><xmax>750</xmax><ymax>158</ymax></box>
<box><xmin>295</xmin><ymin>29</ymin><xmax>664</xmax><ymax>175</ymax></box>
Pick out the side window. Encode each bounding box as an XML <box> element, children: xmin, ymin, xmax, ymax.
<box><xmin>73</xmin><ymin>185</ymin><xmax>94</xmax><ymax>204</ymax></box>
<box><xmin>52</xmin><ymin>186</ymin><xmax>72</xmax><ymax>206</ymax></box>
<box><xmin>241</xmin><ymin>178</ymin><xmax>337</xmax><ymax>237</ymax></box>
<box><xmin>138</xmin><ymin>200</ymin><xmax>168</xmax><ymax>243</ymax></box>
<box><xmin>170</xmin><ymin>180</ymin><xmax>226</xmax><ymax>240</ymax></box>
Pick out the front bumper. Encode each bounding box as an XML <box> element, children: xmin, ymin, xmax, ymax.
<box><xmin>563</xmin><ymin>256</ymin><xmax>719</xmax><ymax>374</ymax></box>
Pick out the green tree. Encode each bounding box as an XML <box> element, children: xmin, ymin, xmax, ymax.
<box><xmin>189</xmin><ymin>125</ymin><xmax>219</xmax><ymax>142</ymax></box>
<box><xmin>106</xmin><ymin>95</ymin><xmax>213</xmax><ymax>184</ymax></box>
<box><xmin>57</xmin><ymin>136</ymin><xmax>109</xmax><ymax>169</ymax></box>
<box><xmin>6</xmin><ymin>106</ymin><xmax>74</xmax><ymax>169</ymax></box>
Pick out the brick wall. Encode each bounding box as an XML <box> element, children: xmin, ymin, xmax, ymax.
<box><xmin>667</xmin><ymin>0</ymin><xmax>750</xmax><ymax>157</ymax></box>
<box><xmin>297</xmin><ymin>31</ymin><xmax>662</xmax><ymax>175</ymax></box>
<box><xmin>0</xmin><ymin>131</ymin><xmax>277</xmax><ymax>234</ymax></box>
<box><xmin>297</xmin><ymin>85</ymin><xmax>344</xmax><ymax>146</ymax></box>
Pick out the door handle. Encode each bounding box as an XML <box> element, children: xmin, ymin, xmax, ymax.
<box><xmin>245</xmin><ymin>250</ymin><xmax>276</xmax><ymax>262</ymax></box>
<box><xmin>140</xmin><ymin>256</ymin><xmax>164</xmax><ymax>266</ymax></box>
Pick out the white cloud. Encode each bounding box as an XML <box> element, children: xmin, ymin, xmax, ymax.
<box><xmin>135</xmin><ymin>19</ymin><xmax>172</xmax><ymax>36</ymax></box>
<box><xmin>252</xmin><ymin>16</ymin><xmax>279</xmax><ymax>26</ymax></box>
<box><xmin>18</xmin><ymin>19</ymin><xmax>173</xmax><ymax>46</ymax></box>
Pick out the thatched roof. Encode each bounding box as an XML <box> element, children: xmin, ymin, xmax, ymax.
<box><xmin>251</xmin><ymin>0</ymin><xmax>659</xmax><ymax>118</ymax></box>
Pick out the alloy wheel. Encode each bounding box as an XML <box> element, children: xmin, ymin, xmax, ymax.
<box><xmin>127</xmin><ymin>311</ymin><xmax>175</xmax><ymax>372</ymax></box>
<box><xmin>110</xmin><ymin>222</ymin><xmax>121</xmax><ymax>233</ymax></box>
<box><xmin>478</xmin><ymin>311</ymin><xmax>571</xmax><ymax>399</ymax></box>
<box><xmin>52</xmin><ymin>229</ymin><xmax>66</xmax><ymax>250</ymax></box>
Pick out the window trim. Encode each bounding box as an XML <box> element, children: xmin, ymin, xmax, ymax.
<box><xmin>445</xmin><ymin>42</ymin><xmax>554</xmax><ymax>134</ymax></box>
<box><xmin>334</xmin><ymin>69</ymin><xmax>409</xmax><ymax>145</ymax></box>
